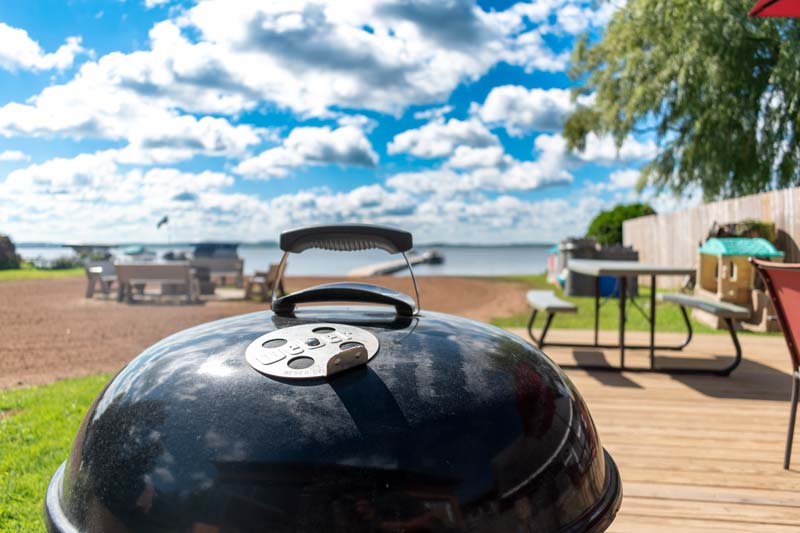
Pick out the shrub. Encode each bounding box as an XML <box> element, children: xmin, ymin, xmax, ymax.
<box><xmin>47</xmin><ymin>256</ymin><xmax>83</xmax><ymax>270</ymax></box>
<box><xmin>586</xmin><ymin>203</ymin><xmax>656</xmax><ymax>246</ymax></box>
<box><xmin>0</xmin><ymin>234</ymin><xmax>21</xmax><ymax>270</ymax></box>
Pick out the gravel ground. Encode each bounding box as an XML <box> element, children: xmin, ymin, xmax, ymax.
<box><xmin>0</xmin><ymin>275</ymin><xmax>530</xmax><ymax>388</ymax></box>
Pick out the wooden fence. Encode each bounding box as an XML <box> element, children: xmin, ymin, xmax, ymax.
<box><xmin>623</xmin><ymin>186</ymin><xmax>800</xmax><ymax>288</ymax></box>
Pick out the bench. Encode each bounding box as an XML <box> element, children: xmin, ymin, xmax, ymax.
<box><xmin>85</xmin><ymin>261</ymin><xmax>117</xmax><ymax>298</ymax></box>
<box><xmin>116</xmin><ymin>263</ymin><xmax>199</xmax><ymax>303</ymax></box>
<box><xmin>658</xmin><ymin>293</ymin><xmax>750</xmax><ymax>375</ymax></box>
<box><xmin>190</xmin><ymin>257</ymin><xmax>244</xmax><ymax>288</ymax></box>
<box><xmin>526</xmin><ymin>290</ymin><xmax>577</xmax><ymax>348</ymax></box>
<box><xmin>244</xmin><ymin>263</ymin><xmax>285</xmax><ymax>302</ymax></box>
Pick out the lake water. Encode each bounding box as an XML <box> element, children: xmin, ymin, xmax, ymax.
<box><xmin>17</xmin><ymin>244</ymin><xmax>552</xmax><ymax>276</ymax></box>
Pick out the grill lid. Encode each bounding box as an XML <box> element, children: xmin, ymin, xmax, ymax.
<box><xmin>43</xmin><ymin>224</ymin><xmax>622</xmax><ymax>533</ymax></box>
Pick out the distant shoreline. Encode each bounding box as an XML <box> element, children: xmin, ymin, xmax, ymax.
<box><xmin>16</xmin><ymin>241</ymin><xmax>556</xmax><ymax>249</ymax></box>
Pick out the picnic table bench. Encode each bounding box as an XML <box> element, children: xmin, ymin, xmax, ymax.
<box><xmin>525</xmin><ymin>259</ymin><xmax>750</xmax><ymax>375</ymax></box>
<box><xmin>657</xmin><ymin>293</ymin><xmax>749</xmax><ymax>375</ymax></box>
<box><xmin>84</xmin><ymin>261</ymin><xmax>117</xmax><ymax>298</ymax></box>
<box><xmin>190</xmin><ymin>257</ymin><xmax>244</xmax><ymax>288</ymax></box>
<box><xmin>526</xmin><ymin>290</ymin><xmax>577</xmax><ymax>348</ymax></box>
<box><xmin>116</xmin><ymin>263</ymin><xmax>199</xmax><ymax>303</ymax></box>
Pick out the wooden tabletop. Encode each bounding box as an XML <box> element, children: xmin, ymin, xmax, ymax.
<box><xmin>568</xmin><ymin>259</ymin><xmax>695</xmax><ymax>277</ymax></box>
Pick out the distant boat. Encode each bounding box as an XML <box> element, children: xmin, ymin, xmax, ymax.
<box><xmin>64</xmin><ymin>243</ymin><xmax>113</xmax><ymax>260</ymax></box>
<box><xmin>192</xmin><ymin>241</ymin><xmax>240</xmax><ymax>258</ymax></box>
<box><xmin>121</xmin><ymin>245</ymin><xmax>156</xmax><ymax>262</ymax></box>
<box><xmin>426</xmin><ymin>250</ymin><xmax>444</xmax><ymax>265</ymax></box>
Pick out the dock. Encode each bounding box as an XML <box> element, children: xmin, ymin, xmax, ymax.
<box><xmin>348</xmin><ymin>250</ymin><xmax>443</xmax><ymax>276</ymax></box>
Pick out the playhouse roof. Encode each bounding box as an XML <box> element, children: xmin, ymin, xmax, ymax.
<box><xmin>699</xmin><ymin>237</ymin><xmax>784</xmax><ymax>258</ymax></box>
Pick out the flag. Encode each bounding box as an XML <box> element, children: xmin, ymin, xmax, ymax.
<box><xmin>157</xmin><ymin>215</ymin><xmax>169</xmax><ymax>229</ymax></box>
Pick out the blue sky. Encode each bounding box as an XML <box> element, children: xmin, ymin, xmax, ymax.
<box><xmin>0</xmin><ymin>0</ymin><xmax>680</xmax><ymax>244</ymax></box>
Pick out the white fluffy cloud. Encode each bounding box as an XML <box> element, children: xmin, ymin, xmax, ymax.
<box><xmin>0</xmin><ymin>151</ymin><xmax>240</xmax><ymax>241</ymax></box>
<box><xmin>385</xmin><ymin>119</ymin><xmax>655</xmax><ymax>194</ymax></box>
<box><xmin>477</xmin><ymin>85</ymin><xmax>594</xmax><ymax>135</ymax></box>
<box><xmin>534</xmin><ymin>132</ymin><xmax>657</xmax><ymax>166</ymax></box>
<box><xmin>386</xmin><ymin>163</ymin><xmax>571</xmax><ymax>195</ymax></box>
<box><xmin>0</xmin><ymin>150</ymin><xmax>29</xmax><ymax>162</ymax></box>
<box><xmin>0</xmin><ymin>151</ymin><xmax>232</xmax><ymax>204</ymax></box>
<box><xmin>413</xmin><ymin>105</ymin><xmax>453</xmax><ymax>121</ymax></box>
<box><xmin>0</xmin><ymin>70</ymin><xmax>265</xmax><ymax>163</ymax></box>
<box><xmin>0</xmin><ymin>0</ymin><xmax>593</xmax><ymax>138</ymax></box>
<box><xmin>0</xmin><ymin>148</ymin><xmax>606</xmax><ymax>244</ymax></box>
<box><xmin>388</xmin><ymin>118</ymin><xmax>498</xmax><ymax>159</ymax></box>
<box><xmin>607</xmin><ymin>168</ymin><xmax>641</xmax><ymax>190</ymax></box>
<box><xmin>0</xmin><ymin>23</ymin><xmax>85</xmax><ymax>72</ymax></box>
<box><xmin>0</xmin><ymin>1</ymin><xmax>647</xmax><ymax>244</ymax></box>
<box><xmin>234</xmin><ymin>125</ymin><xmax>378</xmax><ymax>179</ymax></box>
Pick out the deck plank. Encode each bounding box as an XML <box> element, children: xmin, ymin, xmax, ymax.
<box><xmin>507</xmin><ymin>328</ymin><xmax>800</xmax><ymax>531</ymax></box>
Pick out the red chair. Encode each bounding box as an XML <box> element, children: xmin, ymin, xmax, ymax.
<box><xmin>751</xmin><ymin>258</ymin><xmax>800</xmax><ymax>469</ymax></box>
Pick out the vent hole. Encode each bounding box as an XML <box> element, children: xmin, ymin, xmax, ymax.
<box><xmin>262</xmin><ymin>339</ymin><xmax>287</xmax><ymax>349</ymax></box>
<box><xmin>287</xmin><ymin>356</ymin><xmax>314</xmax><ymax>370</ymax></box>
<box><xmin>312</xmin><ymin>327</ymin><xmax>335</xmax><ymax>334</ymax></box>
<box><xmin>340</xmin><ymin>342</ymin><xmax>365</xmax><ymax>351</ymax></box>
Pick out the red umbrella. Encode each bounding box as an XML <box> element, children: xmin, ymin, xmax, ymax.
<box><xmin>749</xmin><ymin>0</ymin><xmax>800</xmax><ymax>17</ymax></box>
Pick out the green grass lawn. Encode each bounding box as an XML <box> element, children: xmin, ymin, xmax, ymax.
<box><xmin>489</xmin><ymin>274</ymin><xmax>777</xmax><ymax>336</ymax></box>
<box><xmin>0</xmin><ymin>263</ymin><xmax>83</xmax><ymax>282</ymax></box>
<box><xmin>0</xmin><ymin>375</ymin><xmax>110</xmax><ymax>531</ymax></box>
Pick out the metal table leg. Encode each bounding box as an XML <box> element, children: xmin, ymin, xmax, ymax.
<box><xmin>594</xmin><ymin>276</ymin><xmax>600</xmax><ymax>345</ymax></box>
<box><xmin>649</xmin><ymin>274</ymin><xmax>656</xmax><ymax>370</ymax></box>
<box><xmin>619</xmin><ymin>276</ymin><xmax>627</xmax><ymax>369</ymax></box>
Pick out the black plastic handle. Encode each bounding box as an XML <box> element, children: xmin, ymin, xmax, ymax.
<box><xmin>272</xmin><ymin>282</ymin><xmax>416</xmax><ymax>317</ymax></box>
<box><xmin>280</xmin><ymin>224</ymin><xmax>412</xmax><ymax>254</ymax></box>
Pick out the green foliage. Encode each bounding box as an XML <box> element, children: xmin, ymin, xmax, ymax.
<box><xmin>710</xmin><ymin>219</ymin><xmax>776</xmax><ymax>241</ymax></box>
<box><xmin>564</xmin><ymin>0</ymin><xmax>800</xmax><ymax>200</ymax></box>
<box><xmin>0</xmin><ymin>375</ymin><xmax>110</xmax><ymax>531</ymax></box>
<box><xmin>586</xmin><ymin>203</ymin><xmax>655</xmax><ymax>245</ymax></box>
<box><xmin>0</xmin><ymin>234</ymin><xmax>21</xmax><ymax>270</ymax></box>
<box><xmin>0</xmin><ymin>263</ymin><xmax>83</xmax><ymax>282</ymax></box>
<box><xmin>47</xmin><ymin>256</ymin><xmax>83</xmax><ymax>270</ymax></box>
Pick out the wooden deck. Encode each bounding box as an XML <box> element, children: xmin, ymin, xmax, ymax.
<box><xmin>506</xmin><ymin>327</ymin><xmax>800</xmax><ymax>532</ymax></box>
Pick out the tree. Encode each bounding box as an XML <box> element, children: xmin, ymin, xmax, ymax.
<box><xmin>564</xmin><ymin>0</ymin><xmax>800</xmax><ymax>200</ymax></box>
<box><xmin>0</xmin><ymin>234</ymin><xmax>21</xmax><ymax>270</ymax></box>
<box><xmin>586</xmin><ymin>203</ymin><xmax>655</xmax><ymax>246</ymax></box>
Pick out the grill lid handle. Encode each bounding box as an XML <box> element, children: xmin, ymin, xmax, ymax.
<box><xmin>280</xmin><ymin>224</ymin><xmax>412</xmax><ymax>254</ymax></box>
<box><xmin>272</xmin><ymin>282</ymin><xmax>416</xmax><ymax>317</ymax></box>
<box><xmin>272</xmin><ymin>224</ymin><xmax>421</xmax><ymax>314</ymax></box>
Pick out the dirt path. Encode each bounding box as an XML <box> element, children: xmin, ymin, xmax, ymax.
<box><xmin>0</xmin><ymin>276</ymin><xmax>529</xmax><ymax>388</ymax></box>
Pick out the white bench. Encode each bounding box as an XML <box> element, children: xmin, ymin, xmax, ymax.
<box><xmin>526</xmin><ymin>290</ymin><xmax>577</xmax><ymax>348</ymax></box>
<box><xmin>657</xmin><ymin>293</ymin><xmax>750</xmax><ymax>375</ymax></box>
<box><xmin>116</xmin><ymin>263</ymin><xmax>199</xmax><ymax>303</ymax></box>
<box><xmin>658</xmin><ymin>293</ymin><xmax>751</xmax><ymax>319</ymax></box>
<box><xmin>85</xmin><ymin>261</ymin><xmax>117</xmax><ymax>298</ymax></box>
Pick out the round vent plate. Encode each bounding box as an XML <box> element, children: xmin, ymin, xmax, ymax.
<box><xmin>245</xmin><ymin>323</ymin><xmax>379</xmax><ymax>380</ymax></box>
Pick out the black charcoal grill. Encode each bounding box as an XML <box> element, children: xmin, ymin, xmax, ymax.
<box><xmin>45</xmin><ymin>224</ymin><xmax>621</xmax><ymax>532</ymax></box>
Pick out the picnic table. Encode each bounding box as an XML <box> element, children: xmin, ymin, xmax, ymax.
<box><xmin>567</xmin><ymin>259</ymin><xmax>695</xmax><ymax>368</ymax></box>
<box><xmin>529</xmin><ymin>259</ymin><xmax>746</xmax><ymax>375</ymax></box>
<box><xmin>527</xmin><ymin>259</ymin><xmax>750</xmax><ymax>376</ymax></box>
